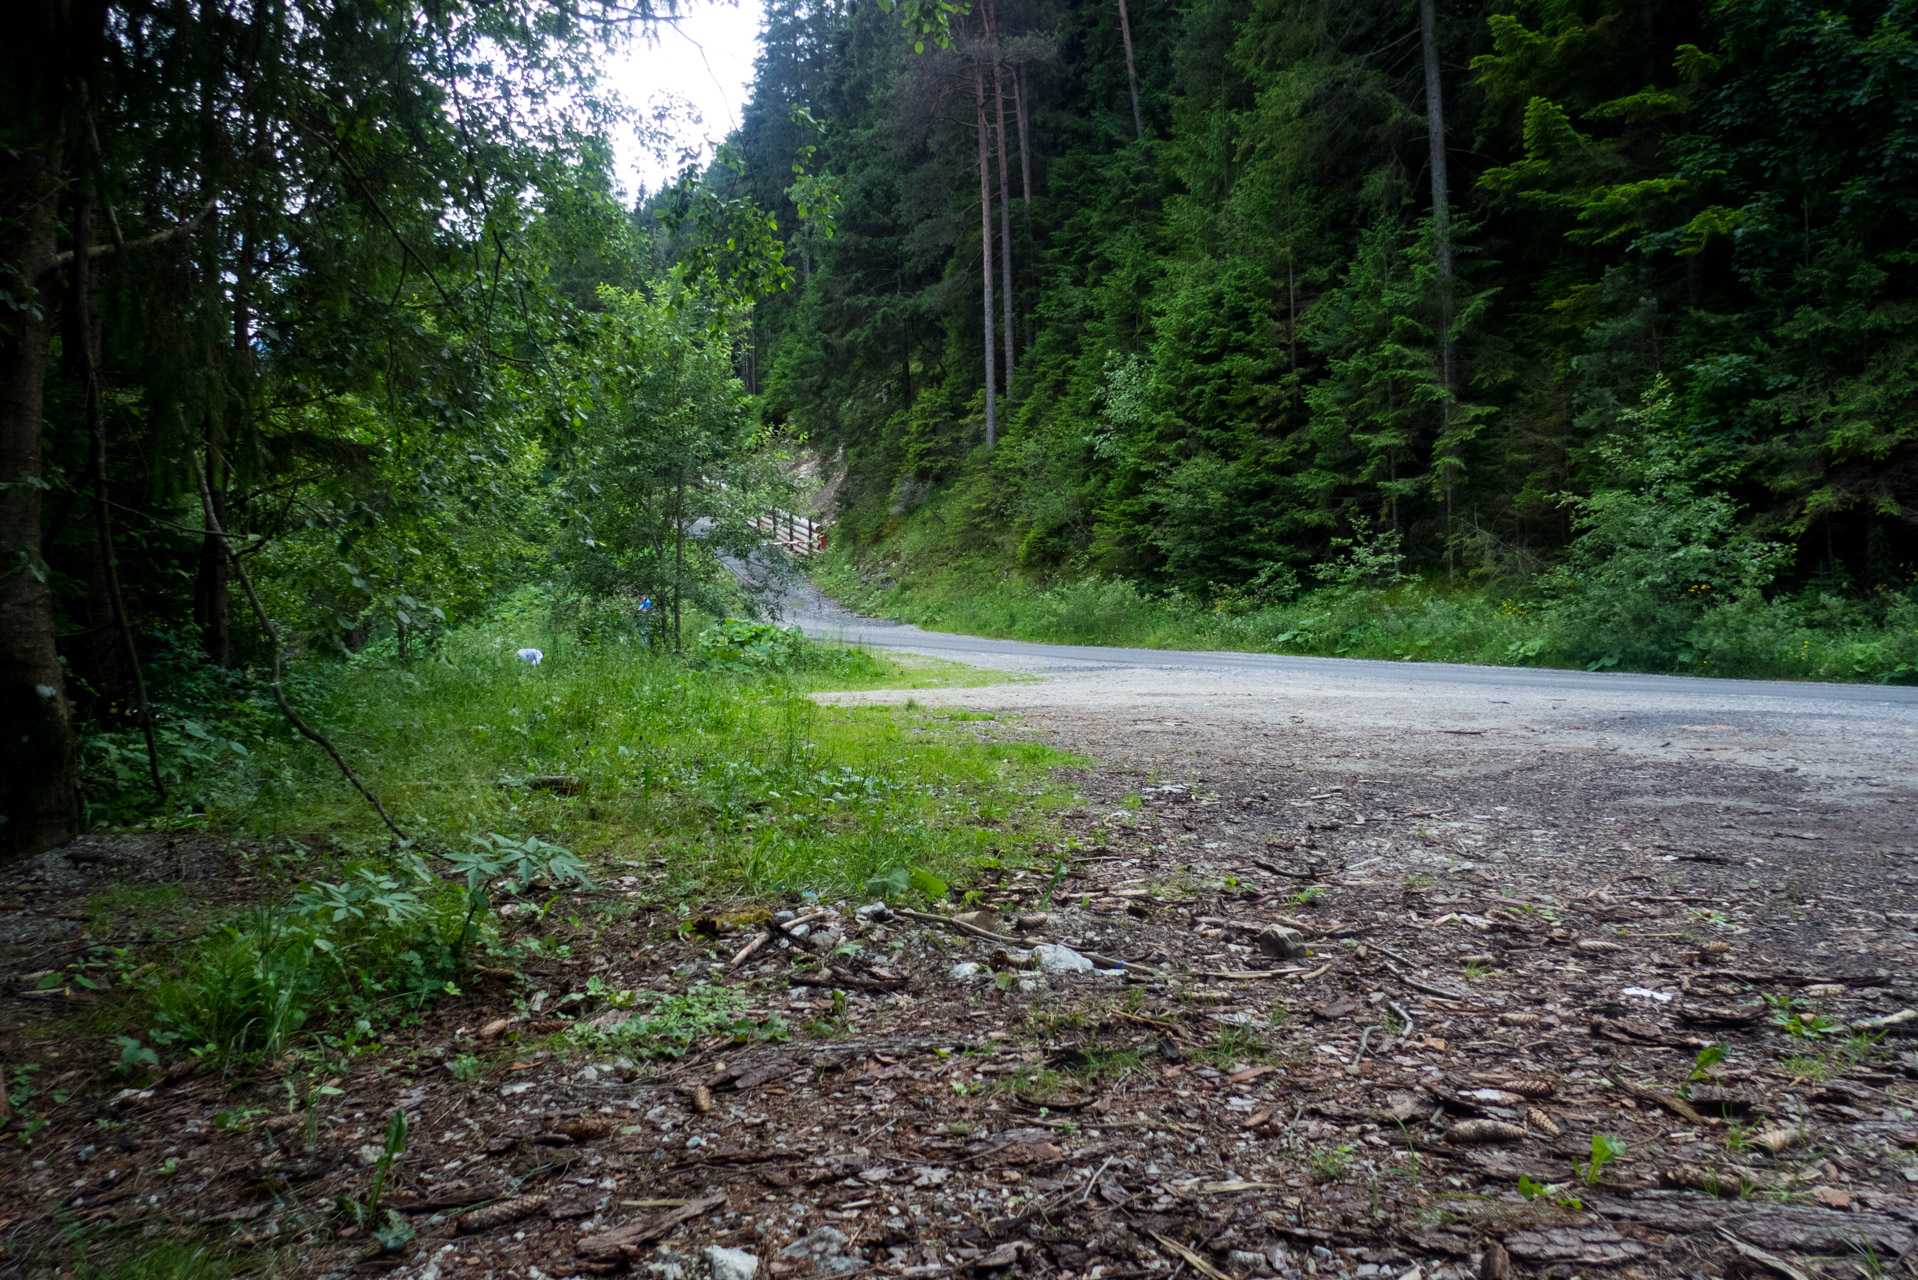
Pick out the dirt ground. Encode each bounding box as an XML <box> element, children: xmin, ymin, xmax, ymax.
<box><xmin>4</xmin><ymin>664</ymin><xmax>1917</xmax><ymax>1280</ymax></box>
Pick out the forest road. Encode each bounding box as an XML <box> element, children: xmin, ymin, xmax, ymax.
<box><xmin>783</xmin><ymin>579</ymin><xmax>1918</xmax><ymax>799</ymax></box>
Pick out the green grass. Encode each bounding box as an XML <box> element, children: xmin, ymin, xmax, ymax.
<box><xmin>167</xmin><ymin>612</ymin><xmax>1076</xmax><ymax>898</ymax></box>
<box><xmin>815</xmin><ymin>551</ymin><xmax>1918</xmax><ymax>685</ymax></box>
<box><xmin>56</xmin><ymin>599</ymin><xmax>1078</xmax><ymax>1070</ymax></box>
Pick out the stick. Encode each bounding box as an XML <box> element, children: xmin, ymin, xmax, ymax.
<box><xmin>1150</xmin><ymin>1233</ymin><xmax>1233</xmax><ymax>1280</ymax></box>
<box><xmin>895</xmin><ymin>906</ymin><xmax>1022</xmax><ymax>945</ymax></box>
<box><xmin>1351</xmin><ymin>1025</ymin><xmax>1375</xmax><ymax>1070</ymax></box>
<box><xmin>191</xmin><ymin>456</ymin><xmax>406</xmax><ymax>841</ymax></box>
<box><xmin>1387</xmin><ymin>1000</ymin><xmax>1415</xmax><ymax>1048</ymax></box>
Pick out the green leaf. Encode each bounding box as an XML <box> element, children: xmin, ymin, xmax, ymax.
<box><xmin>863</xmin><ymin>867</ymin><xmax>912</xmax><ymax>900</ymax></box>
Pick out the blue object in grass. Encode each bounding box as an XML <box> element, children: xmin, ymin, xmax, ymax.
<box><xmin>515</xmin><ymin>648</ymin><xmax>544</xmax><ymax>665</ymax></box>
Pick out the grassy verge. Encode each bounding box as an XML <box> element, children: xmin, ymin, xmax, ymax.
<box><xmin>47</xmin><ymin>600</ymin><xmax>1076</xmax><ymax>1070</ymax></box>
<box><xmin>815</xmin><ymin>553</ymin><xmax>1918</xmax><ymax>684</ymax></box>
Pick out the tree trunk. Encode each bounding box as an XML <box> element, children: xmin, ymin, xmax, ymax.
<box><xmin>673</xmin><ymin>474</ymin><xmax>685</xmax><ymax>651</ymax></box>
<box><xmin>988</xmin><ymin>1</ymin><xmax>1017</xmax><ymax>399</ymax></box>
<box><xmin>1420</xmin><ymin>0</ymin><xmax>1458</xmax><ymax>582</ymax></box>
<box><xmin>0</xmin><ymin>133</ymin><xmax>80</xmax><ymax>863</ymax></box>
<box><xmin>1014</xmin><ymin>63</ymin><xmax>1032</xmax><ymax>210</ymax></box>
<box><xmin>1116</xmin><ymin>0</ymin><xmax>1144</xmax><ymax>141</ymax></box>
<box><xmin>974</xmin><ymin>50</ymin><xmax>998</xmax><ymax>449</ymax></box>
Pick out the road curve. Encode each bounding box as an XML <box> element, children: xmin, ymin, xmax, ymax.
<box><xmin>780</xmin><ymin>580</ymin><xmax>1918</xmax><ymax>794</ymax></box>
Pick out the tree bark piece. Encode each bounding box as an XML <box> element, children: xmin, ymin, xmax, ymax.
<box><xmin>575</xmin><ymin>1191</ymin><xmax>727</xmax><ymax>1265</ymax></box>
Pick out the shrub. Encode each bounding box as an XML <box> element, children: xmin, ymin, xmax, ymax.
<box><xmin>145</xmin><ymin>838</ymin><xmax>587</xmax><ymax>1064</ymax></box>
<box><xmin>693</xmin><ymin>619</ymin><xmax>879</xmax><ymax>676</ymax></box>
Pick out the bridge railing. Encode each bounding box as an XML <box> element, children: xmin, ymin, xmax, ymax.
<box><xmin>748</xmin><ymin>510</ymin><xmax>827</xmax><ymax>557</ymax></box>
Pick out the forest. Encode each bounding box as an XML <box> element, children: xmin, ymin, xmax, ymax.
<box><xmin>0</xmin><ymin>0</ymin><xmax>852</xmax><ymax>862</ymax></box>
<box><xmin>4</xmin><ymin>0</ymin><xmax>1917</xmax><ymax>865</ymax></box>
<box><xmin>727</xmin><ymin>0</ymin><xmax>1918</xmax><ymax>677</ymax></box>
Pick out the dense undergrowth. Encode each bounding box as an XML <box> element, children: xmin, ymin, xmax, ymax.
<box><xmin>51</xmin><ymin>592</ymin><xmax>1069</xmax><ymax>1070</ymax></box>
<box><xmin>816</xmin><ymin>536</ymin><xmax>1918</xmax><ymax>685</ymax></box>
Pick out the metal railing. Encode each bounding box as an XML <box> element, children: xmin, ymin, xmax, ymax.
<box><xmin>749</xmin><ymin>509</ymin><xmax>827</xmax><ymax>557</ymax></box>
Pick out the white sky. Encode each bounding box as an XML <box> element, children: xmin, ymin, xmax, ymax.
<box><xmin>602</xmin><ymin>1</ymin><xmax>769</xmax><ymax>200</ymax></box>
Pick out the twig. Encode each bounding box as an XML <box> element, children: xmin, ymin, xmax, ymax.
<box><xmin>47</xmin><ymin>198</ymin><xmax>217</xmax><ymax>273</ymax></box>
<box><xmin>727</xmin><ymin>932</ymin><xmax>771</xmax><ymax>969</ymax></box>
<box><xmin>1380</xmin><ymin>959</ymin><xmax>1472</xmax><ymax>1002</ymax></box>
<box><xmin>1150</xmin><ymin>1232</ymin><xmax>1233</xmax><ymax>1280</ymax></box>
<box><xmin>895</xmin><ymin>906</ymin><xmax>1022</xmax><ymax>945</ymax></box>
<box><xmin>1619</xmin><ymin>1077</ymin><xmax>1708</xmax><ymax>1127</ymax></box>
<box><xmin>1387</xmin><ymin>1000</ymin><xmax>1415</xmax><ymax>1047</ymax></box>
<box><xmin>1351</xmin><ymin>1025</ymin><xmax>1375</xmax><ymax>1069</ymax></box>
<box><xmin>1078</xmin><ymin>1154</ymin><xmax>1118</xmax><ymax>1205</ymax></box>
<box><xmin>192</xmin><ymin>456</ymin><xmax>406</xmax><ymax>841</ymax></box>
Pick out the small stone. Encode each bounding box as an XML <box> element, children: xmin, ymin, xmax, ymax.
<box><xmin>949</xmin><ymin>961</ymin><xmax>988</xmax><ymax>983</ymax></box>
<box><xmin>1031</xmin><ymin>943</ymin><xmax>1096</xmax><ymax>974</ymax></box>
<box><xmin>815</xmin><ymin>1259</ymin><xmax>869</xmax><ymax>1278</ymax></box>
<box><xmin>478</xmin><ymin>1018</ymin><xmax>511</xmax><ymax>1041</ymax></box>
<box><xmin>1256</xmin><ymin>925</ymin><xmax>1308</xmax><ymax>960</ymax></box>
<box><xmin>355</xmin><ymin>1143</ymin><xmax>386</xmax><ymax>1167</ymax></box>
<box><xmin>781</xmin><ymin>1227</ymin><xmax>852</xmax><ymax>1259</ymax></box>
<box><xmin>706</xmin><ymin>1246</ymin><xmax>759</xmax><ymax>1280</ymax></box>
<box><xmin>854</xmin><ymin>902</ymin><xmax>892</xmax><ymax>921</ymax></box>
<box><xmin>1226</xmin><ymin>1250</ymin><xmax>1269</xmax><ymax>1274</ymax></box>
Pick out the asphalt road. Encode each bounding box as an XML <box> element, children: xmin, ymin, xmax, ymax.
<box><xmin>780</xmin><ymin>581</ymin><xmax>1918</xmax><ymax>795</ymax></box>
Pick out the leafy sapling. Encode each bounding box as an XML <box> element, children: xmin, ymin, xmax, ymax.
<box><xmin>1577</xmin><ymin>1133</ymin><xmax>1626</xmax><ymax>1185</ymax></box>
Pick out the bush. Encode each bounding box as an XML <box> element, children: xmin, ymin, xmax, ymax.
<box><xmin>693</xmin><ymin>619</ymin><xmax>879</xmax><ymax>676</ymax></box>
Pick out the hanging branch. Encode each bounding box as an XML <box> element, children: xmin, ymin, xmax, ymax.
<box><xmin>191</xmin><ymin>456</ymin><xmax>409</xmax><ymax>842</ymax></box>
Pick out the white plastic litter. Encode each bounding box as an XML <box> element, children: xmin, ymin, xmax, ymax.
<box><xmin>1621</xmin><ymin>986</ymin><xmax>1675</xmax><ymax>1002</ymax></box>
<box><xmin>515</xmin><ymin>648</ymin><xmax>544</xmax><ymax>665</ymax></box>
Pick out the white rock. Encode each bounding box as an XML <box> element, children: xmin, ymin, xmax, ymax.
<box><xmin>949</xmin><ymin>961</ymin><xmax>988</xmax><ymax>982</ymax></box>
<box><xmin>1031</xmin><ymin>943</ymin><xmax>1095</xmax><ymax>974</ymax></box>
<box><xmin>781</xmin><ymin>1226</ymin><xmax>852</xmax><ymax>1259</ymax></box>
<box><xmin>355</xmin><ymin>1143</ymin><xmax>387</xmax><ymax>1167</ymax></box>
<box><xmin>706</xmin><ymin>1246</ymin><xmax>759</xmax><ymax>1280</ymax></box>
